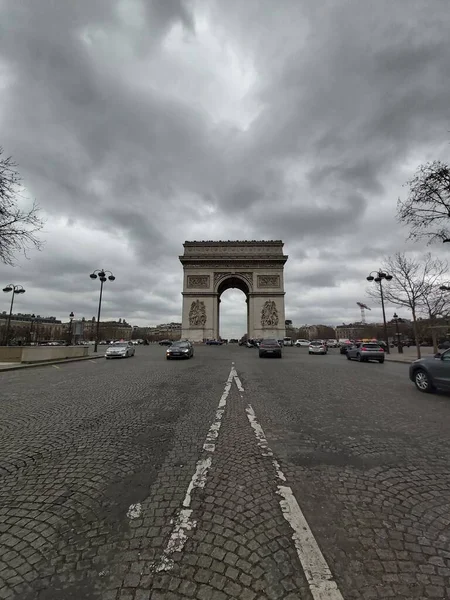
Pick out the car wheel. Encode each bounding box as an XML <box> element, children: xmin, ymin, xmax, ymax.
<box><xmin>259</xmin><ymin>353</ymin><xmax>263</xmax><ymax>358</ymax></box>
<box><xmin>357</xmin><ymin>353</ymin><xmax>363</xmax><ymax>362</ymax></box>
<box><xmin>414</xmin><ymin>369</ymin><xmax>435</xmax><ymax>393</ymax></box>
<box><xmin>379</xmin><ymin>358</ymin><xmax>384</xmax><ymax>363</ymax></box>
<box><xmin>346</xmin><ymin>354</ymin><xmax>351</xmax><ymax>360</ymax></box>
<box><xmin>308</xmin><ymin>351</ymin><xmax>311</xmax><ymax>355</ymax></box>
<box><xmin>166</xmin><ymin>356</ymin><xmax>170</xmax><ymax>360</ymax></box>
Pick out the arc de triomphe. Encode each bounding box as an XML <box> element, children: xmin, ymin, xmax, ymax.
<box><xmin>179</xmin><ymin>241</ymin><xmax>288</xmax><ymax>341</ymax></box>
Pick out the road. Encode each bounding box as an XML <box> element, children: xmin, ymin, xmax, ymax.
<box><xmin>1</xmin><ymin>345</ymin><xmax>450</xmax><ymax>600</ymax></box>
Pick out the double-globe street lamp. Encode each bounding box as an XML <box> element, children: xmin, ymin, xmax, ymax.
<box><xmin>2</xmin><ymin>284</ymin><xmax>26</xmax><ymax>346</ymax></box>
<box><xmin>89</xmin><ymin>269</ymin><xmax>115</xmax><ymax>352</ymax></box>
<box><xmin>366</xmin><ymin>270</ymin><xmax>393</xmax><ymax>354</ymax></box>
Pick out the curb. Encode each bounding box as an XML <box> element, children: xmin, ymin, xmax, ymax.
<box><xmin>385</xmin><ymin>358</ymin><xmax>414</xmax><ymax>364</ymax></box>
<box><xmin>0</xmin><ymin>354</ymin><xmax>104</xmax><ymax>372</ymax></box>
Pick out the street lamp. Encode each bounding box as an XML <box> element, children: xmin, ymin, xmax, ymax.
<box><xmin>29</xmin><ymin>313</ymin><xmax>36</xmax><ymax>345</ymax></box>
<box><xmin>89</xmin><ymin>269</ymin><xmax>115</xmax><ymax>352</ymax></box>
<box><xmin>366</xmin><ymin>270</ymin><xmax>393</xmax><ymax>354</ymax></box>
<box><xmin>2</xmin><ymin>284</ymin><xmax>26</xmax><ymax>346</ymax></box>
<box><xmin>68</xmin><ymin>311</ymin><xmax>74</xmax><ymax>345</ymax></box>
<box><xmin>392</xmin><ymin>312</ymin><xmax>403</xmax><ymax>354</ymax></box>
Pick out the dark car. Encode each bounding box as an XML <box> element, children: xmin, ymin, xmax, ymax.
<box><xmin>206</xmin><ymin>339</ymin><xmax>223</xmax><ymax>345</ymax></box>
<box><xmin>409</xmin><ymin>349</ymin><xmax>450</xmax><ymax>393</ymax></box>
<box><xmin>166</xmin><ymin>341</ymin><xmax>194</xmax><ymax>360</ymax></box>
<box><xmin>259</xmin><ymin>339</ymin><xmax>282</xmax><ymax>358</ymax></box>
<box><xmin>438</xmin><ymin>341</ymin><xmax>450</xmax><ymax>350</ymax></box>
<box><xmin>340</xmin><ymin>343</ymin><xmax>353</xmax><ymax>355</ymax></box>
<box><xmin>159</xmin><ymin>339</ymin><xmax>173</xmax><ymax>346</ymax></box>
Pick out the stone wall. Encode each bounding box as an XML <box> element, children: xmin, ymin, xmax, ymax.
<box><xmin>0</xmin><ymin>346</ymin><xmax>89</xmax><ymax>363</ymax></box>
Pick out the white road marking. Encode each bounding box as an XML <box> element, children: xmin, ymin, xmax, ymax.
<box><xmin>152</xmin><ymin>365</ymin><xmax>235</xmax><ymax>572</ymax></box>
<box><xmin>127</xmin><ymin>503</ymin><xmax>142</xmax><ymax>519</ymax></box>
<box><xmin>240</xmin><ymin>387</ymin><xmax>344</xmax><ymax>600</ymax></box>
<box><xmin>52</xmin><ymin>365</ymin><xmax>61</xmax><ymax>369</ymax></box>
<box><xmin>231</xmin><ymin>360</ymin><xmax>244</xmax><ymax>391</ymax></box>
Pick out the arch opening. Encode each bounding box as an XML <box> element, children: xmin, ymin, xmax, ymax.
<box><xmin>217</xmin><ymin>276</ymin><xmax>250</xmax><ymax>297</ymax></box>
<box><xmin>217</xmin><ymin>276</ymin><xmax>250</xmax><ymax>340</ymax></box>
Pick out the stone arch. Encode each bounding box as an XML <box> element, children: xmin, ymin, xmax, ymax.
<box><xmin>215</xmin><ymin>274</ymin><xmax>252</xmax><ymax>296</ymax></box>
<box><xmin>179</xmin><ymin>241</ymin><xmax>287</xmax><ymax>342</ymax></box>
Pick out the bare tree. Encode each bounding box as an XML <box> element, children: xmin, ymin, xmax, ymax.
<box><xmin>398</xmin><ymin>161</ymin><xmax>450</xmax><ymax>244</ymax></box>
<box><xmin>0</xmin><ymin>147</ymin><xmax>44</xmax><ymax>265</ymax></box>
<box><xmin>420</xmin><ymin>284</ymin><xmax>450</xmax><ymax>319</ymax></box>
<box><xmin>367</xmin><ymin>252</ymin><xmax>447</xmax><ymax>358</ymax></box>
<box><xmin>419</xmin><ymin>284</ymin><xmax>450</xmax><ymax>352</ymax></box>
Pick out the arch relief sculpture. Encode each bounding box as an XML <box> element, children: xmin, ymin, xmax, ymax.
<box><xmin>189</xmin><ymin>300</ymin><xmax>207</xmax><ymax>327</ymax></box>
<box><xmin>261</xmin><ymin>300</ymin><xmax>279</xmax><ymax>327</ymax></box>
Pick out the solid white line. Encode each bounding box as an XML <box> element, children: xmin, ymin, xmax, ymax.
<box><xmin>242</xmin><ymin>393</ymin><xmax>344</xmax><ymax>600</ymax></box>
<box><xmin>152</xmin><ymin>364</ymin><xmax>235</xmax><ymax>572</ymax></box>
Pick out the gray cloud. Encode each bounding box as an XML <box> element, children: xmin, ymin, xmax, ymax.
<box><xmin>1</xmin><ymin>0</ymin><xmax>450</xmax><ymax>334</ymax></box>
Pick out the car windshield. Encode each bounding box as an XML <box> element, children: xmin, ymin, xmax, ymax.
<box><xmin>113</xmin><ymin>343</ymin><xmax>128</xmax><ymax>347</ymax></box>
<box><xmin>310</xmin><ymin>341</ymin><xmax>322</xmax><ymax>346</ymax></box>
<box><xmin>262</xmin><ymin>339</ymin><xmax>278</xmax><ymax>345</ymax></box>
<box><xmin>362</xmin><ymin>344</ymin><xmax>380</xmax><ymax>348</ymax></box>
<box><xmin>172</xmin><ymin>342</ymin><xmax>188</xmax><ymax>348</ymax></box>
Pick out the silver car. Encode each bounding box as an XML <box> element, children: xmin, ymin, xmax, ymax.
<box><xmin>105</xmin><ymin>341</ymin><xmax>136</xmax><ymax>359</ymax></box>
<box><xmin>346</xmin><ymin>342</ymin><xmax>384</xmax><ymax>363</ymax></box>
<box><xmin>309</xmin><ymin>341</ymin><xmax>328</xmax><ymax>355</ymax></box>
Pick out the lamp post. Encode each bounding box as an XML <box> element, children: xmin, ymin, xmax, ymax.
<box><xmin>89</xmin><ymin>269</ymin><xmax>115</xmax><ymax>352</ymax></box>
<box><xmin>392</xmin><ymin>312</ymin><xmax>403</xmax><ymax>354</ymax></box>
<box><xmin>366</xmin><ymin>270</ymin><xmax>393</xmax><ymax>354</ymax></box>
<box><xmin>29</xmin><ymin>313</ymin><xmax>36</xmax><ymax>345</ymax></box>
<box><xmin>2</xmin><ymin>284</ymin><xmax>26</xmax><ymax>346</ymax></box>
<box><xmin>68</xmin><ymin>311</ymin><xmax>74</xmax><ymax>345</ymax></box>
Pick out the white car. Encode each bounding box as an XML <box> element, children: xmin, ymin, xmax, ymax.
<box><xmin>105</xmin><ymin>341</ymin><xmax>135</xmax><ymax>359</ymax></box>
<box><xmin>309</xmin><ymin>341</ymin><xmax>328</xmax><ymax>355</ymax></box>
<box><xmin>295</xmin><ymin>339</ymin><xmax>310</xmax><ymax>347</ymax></box>
<box><xmin>327</xmin><ymin>339</ymin><xmax>338</xmax><ymax>348</ymax></box>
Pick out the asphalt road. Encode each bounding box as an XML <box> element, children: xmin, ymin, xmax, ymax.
<box><xmin>1</xmin><ymin>345</ymin><xmax>450</xmax><ymax>600</ymax></box>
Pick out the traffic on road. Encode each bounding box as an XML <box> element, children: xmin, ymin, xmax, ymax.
<box><xmin>1</xmin><ymin>344</ymin><xmax>450</xmax><ymax>600</ymax></box>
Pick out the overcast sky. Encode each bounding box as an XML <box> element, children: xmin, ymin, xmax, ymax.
<box><xmin>1</xmin><ymin>0</ymin><xmax>449</xmax><ymax>337</ymax></box>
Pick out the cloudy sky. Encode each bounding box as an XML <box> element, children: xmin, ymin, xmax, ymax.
<box><xmin>1</xmin><ymin>0</ymin><xmax>450</xmax><ymax>337</ymax></box>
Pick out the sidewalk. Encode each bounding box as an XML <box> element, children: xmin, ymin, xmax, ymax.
<box><xmin>0</xmin><ymin>353</ymin><xmax>104</xmax><ymax>372</ymax></box>
<box><xmin>385</xmin><ymin>346</ymin><xmax>434</xmax><ymax>364</ymax></box>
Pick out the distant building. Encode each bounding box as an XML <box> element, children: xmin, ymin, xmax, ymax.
<box><xmin>0</xmin><ymin>312</ymin><xmax>63</xmax><ymax>343</ymax></box>
<box><xmin>132</xmin><ymin>322</ymin><xmax>182</xmax><ymax>342</ymax></box>
<box><xmin>72</xmin><ymin>317</ymin><xmax>133</xmax><ymax>341</ymax></box>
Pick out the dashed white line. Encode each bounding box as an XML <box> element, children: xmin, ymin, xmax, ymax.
<box><xmin>126</xmin><ymin>503</ymin><xmax>142</xmax><ymax>520</ymax></box>
<box><xmin>152</xmin><ymin>365</ymin><xmax>235</xmax><ymax>572</ymax></box>
<box><xmin>241</xmin><ymin>384</ymin><xmax>344</xmax><ymax>600</ymax></box>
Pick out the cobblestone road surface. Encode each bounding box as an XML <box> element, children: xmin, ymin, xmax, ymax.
<box><xmin>1</xmin><ymin>345</ymin><xmax>450</xmax><ymax>599</ymax></box>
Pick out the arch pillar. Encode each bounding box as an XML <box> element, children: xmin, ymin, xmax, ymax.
<box><xmin>179</xmin><ymin>241</ymin><xmax>288</xmax><ymax>342</ymax></box>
